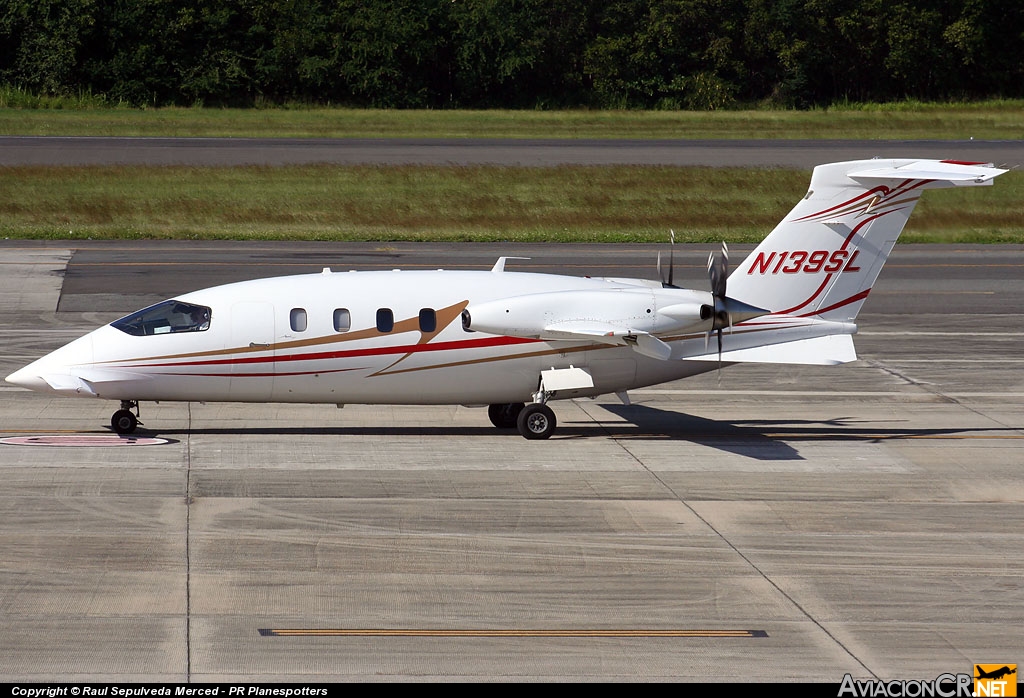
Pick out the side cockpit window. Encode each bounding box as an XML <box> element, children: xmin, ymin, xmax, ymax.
<box><xmin>112</xmin><ymin>300</ymin><xmax>212</xmax><ymax>336</ymax></box>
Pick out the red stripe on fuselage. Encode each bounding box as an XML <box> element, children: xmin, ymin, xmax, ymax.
<box><xmin>121</xmin><ymin>335</ymin><xmax>542</xmax><ymax>369</ymax></box>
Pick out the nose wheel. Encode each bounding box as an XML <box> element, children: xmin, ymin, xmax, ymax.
<box><xmin>110</xmin><ymin>400</ymin><xmax>141</xmax><ymax>435</ymax></box>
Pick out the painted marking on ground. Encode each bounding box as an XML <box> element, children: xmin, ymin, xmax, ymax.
<box><xmin>259</xmin><ymin>628</ymin><xmax>768</xmax><ymax>638</ymax></box>
<box><xmin>0</xmin><ymin>434</ymin><xmax>169</xmax><ymax>447</ymax></box>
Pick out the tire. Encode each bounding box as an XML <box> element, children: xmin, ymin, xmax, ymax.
<box><xmin>488</xmin><ymin>402</ymin><xmax>524</xmax><ymax>429</ymax></box>
<box><xmin>111</xmin><ymin>409</ymin><xmax>138</xmax><ymax>435</ymax></box>
<box><xmin>516</xmin><ymin>403</ymin><xmax>556</xmax><ymax>440</ymax></box>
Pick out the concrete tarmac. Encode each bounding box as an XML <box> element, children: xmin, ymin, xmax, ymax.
<box><xmin>1</xmin><ymin>241</ymin><xmax>1022</xmax><ymax>681</ymax></box>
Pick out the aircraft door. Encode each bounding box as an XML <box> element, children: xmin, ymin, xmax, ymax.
<box><xmin>228</xmin><ymin>301</ymin><xmax>275</xmax><ymax>400</ymax></box>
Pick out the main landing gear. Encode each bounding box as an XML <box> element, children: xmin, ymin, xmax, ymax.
<box><xmin>488</xmin><ymin>401</ymin><xmax>557</xmax><ymax>439</ymax></box>
<box><xmin>110</xmin><ymin>400</ymin><xmax>142</xmax><ymax>435</ymax></box>
<box><xmin>489</xmin><ymin>380</ymin><xmax>559</xmax><ymax>441</ymax></box>
<box><xmin>487</xmin><ymin>402</ymin><xmax>524</xmax><ymax>429</ymax></box>
<box><xmin>516</xmin><ymin>403</ymin><xmax>556</xmax><ymax>440</ymax></box>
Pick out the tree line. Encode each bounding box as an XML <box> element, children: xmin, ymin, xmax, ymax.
<box><xmin>1</xmin><ymin>0</ymin><xmax>1021</xmax><ymax>109</ymax></box>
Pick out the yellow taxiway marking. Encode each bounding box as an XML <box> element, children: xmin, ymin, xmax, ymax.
<box><xmin>260</xmin><ymin>628</ymin><xmax>767</xmax><ymax>638</ymax></box>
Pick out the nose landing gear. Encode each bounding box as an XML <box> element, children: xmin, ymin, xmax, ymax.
<box><xmin>110</xmin><ymin>400</ymin><xmax>142</xmax><ymax>435</ymax></box>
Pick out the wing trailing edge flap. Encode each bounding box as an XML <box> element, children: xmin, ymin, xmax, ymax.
<box><xmin>681</xmin><ymin>333</ymin><xmax>858</xmax><ymax>366</ymax></box>
<box><xmin>541</xmin><ymin>321</ymin><xmax>672</xmax><ymax>360</ymax></box>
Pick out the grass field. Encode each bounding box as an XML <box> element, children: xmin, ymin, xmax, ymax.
<box><xmin>3</xmin><ymin>164</ymin><xmax>1020</xmax><ymax>243</ymax></box>
<box><xmin>1</xmin><ymin>100</ymin><xmax>1023</xmax><ymax>140</ymax></box>
<box><xmin>2</xmin><ymin>101</ymin><xmax>1021</xmax><ymax>242</ymax></box>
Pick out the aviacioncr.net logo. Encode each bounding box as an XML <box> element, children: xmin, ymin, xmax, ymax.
<box><xmin>838</xmin><ymin>673</ymin><xmax>973</xmax><ymax>697</ymax></box>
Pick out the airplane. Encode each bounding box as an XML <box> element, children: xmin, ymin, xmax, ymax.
<box><xmin>975</xmin><ymin>666</ymin><xmax>1016</xmax><ymax>681</ymax></box>
<box><xmin>5</xmin><ymin>158</ymin><xmax>1008</xmax><ymax>439</ymax></box>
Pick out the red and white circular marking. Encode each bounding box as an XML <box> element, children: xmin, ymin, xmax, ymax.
<box><xmin>1</xmin><ymin>435</ymin><xmax>170</xmax><ymax>447</ymax></box>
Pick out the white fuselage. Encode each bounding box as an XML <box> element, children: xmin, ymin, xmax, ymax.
<box><xmin>12</xmin><ymin>270</ymin><xmax>720</xmax><ymax>406</ymax></box>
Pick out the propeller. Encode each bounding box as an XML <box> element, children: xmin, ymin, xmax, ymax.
<box><xmin>705</xmin><ymin>242</ymin><xmax>732</xmax><ymax>377</ymax></box>
<box><xmin>657</xmin><ymin>229</ymin><xmax>677</xmax><ymax>287</ymax></box>
<box><xmin>700</xmin><ymin>242</ymin><xmax>769</xmax><ymax>378</ymax></box>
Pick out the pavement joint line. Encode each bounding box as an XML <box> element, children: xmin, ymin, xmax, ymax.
<box><xmin>576</xmin><ymin>399</ymin><xmax>880</xmax><ymax>679</ymax></box>
<box><xmin>866</xmin><ymin>359</ymin><xmax>1024</xmax><ymax>436</ymax></box>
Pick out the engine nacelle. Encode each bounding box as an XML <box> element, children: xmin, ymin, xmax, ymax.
<box><xmin>463</xmin><ymin>288</ymin><xmax>716</xmax><ymax>339</ymax></box>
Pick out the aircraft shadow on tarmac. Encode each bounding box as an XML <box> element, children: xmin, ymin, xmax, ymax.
<box><xmin>131</xmin><ymin>401</ymin><xmax>1013</xmax><ymax>462</ymax></box>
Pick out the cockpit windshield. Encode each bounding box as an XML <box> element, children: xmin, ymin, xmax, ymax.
<box><xmin>111</xmin><ymin>300</ymin><xmax>212</xmax><ymax>336</ymax></box>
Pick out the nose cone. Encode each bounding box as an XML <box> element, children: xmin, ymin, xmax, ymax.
<box><xmin>5</xmin><ymin>364</ymin><xmax>49</xmax><ymax>391</ymax></box>
<box><xmin>5</xmin><ymin>331</ymin><xmax>95</xmax><ymax>395</ymax></box>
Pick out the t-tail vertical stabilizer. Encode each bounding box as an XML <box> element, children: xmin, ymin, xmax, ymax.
<box><xmin>727</xmin><ymin>159</ymin><xmax>1006</xmax><ymax>322</ymax></box>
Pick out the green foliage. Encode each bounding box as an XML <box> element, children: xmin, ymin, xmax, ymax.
<box><xmin>0</xmin><ymin>0</ymin><xmax>97</xmax><ymax>93</ymax></box>
<box><xmin>2</xmin><ymin>164</ymin><xmax>1020</xmax><ymax>243</ymax></box>
<box><xmin>0</xmin><ymin>0</ymin><xmax>1021</xmax><ymax>108</ymax></box>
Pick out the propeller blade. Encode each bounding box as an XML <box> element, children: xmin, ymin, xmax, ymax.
<box><xmin>668</xmin><ymin>229</ymin><xmax>676</xmax><ymax>286</ymax></box>
<box><xmin>716</xmin><ymin>327</ymin><xmax>724</xmax><ymax>384</ymax></box>
<box><xmin>659</xmin><ymin>230</ymin><xmax>678</xmax><ymax>287</ymax></box>
<box><xmin>709</xmin><ymin>247</ymin><xmax>728</xmax><ymax>298</ymax></box>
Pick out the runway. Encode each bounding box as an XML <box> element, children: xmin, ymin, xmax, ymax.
<box><xmin>2</xmin><ymin>136</ymin><xmax>1022</xmax><ymax>168</ymax></box>
<box><xmin>1</xmin><ymin>240</ymin><xmax>1022</xmax><ymax>681</ymax></box>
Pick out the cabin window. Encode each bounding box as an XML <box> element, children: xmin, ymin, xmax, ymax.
<box><xmin>111</xmin><ymin>300</ymin><xmax>211</xmax><ymax>336</ymax></box>
<box><xmin>418</xmin><ymin>308</ymin><xmax>437</xmax><ymax>333</ymax></box>
<box><xmin>290</xmin><ymin>308</ymin><xmax>307</xmax><ymax>332</ymax></box>
<box><xmin>333</xmin><ymin>308</ymin><xmax>351</xmax><ymax>332</ymax></box>
<box><xmin>376</xmin><ymin>308</ymin><xmax>394</xmax><ymax>333</ymax></box>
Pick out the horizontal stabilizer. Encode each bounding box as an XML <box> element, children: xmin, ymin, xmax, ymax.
<box><xmin>682</xmin><ymin>334</ymin><xmax>857</xmax><ymax>366</ymax></box>
<box><xmin>849</xmin><ymin>160</ymin><xmax>1006</xmax><ymax>186</ymax></box>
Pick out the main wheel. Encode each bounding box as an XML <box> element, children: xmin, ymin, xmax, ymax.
<box><xmin>111</xmin><ymin>409</ymin><xmax>138</xmax><ymax>435</ymax></box>
<box><xmin>488</xmin><ymin>402</ymin><xmax>524</xmax><ymax>429</ymax></box>
<box><xmin>516</xmin><ymin>403</ymin><xmax>556</xmax><ymax>440</ymax></box>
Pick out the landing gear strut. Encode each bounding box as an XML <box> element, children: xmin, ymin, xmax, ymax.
<box><xmin>111</xmin><ymin>400</ymin><xmax>141</xmax><ymax>435</ymax></box>
<box><xmin>510</xmin><ymin>381</ymin><xmax>559</xmax><ymax>440</ymax></box>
